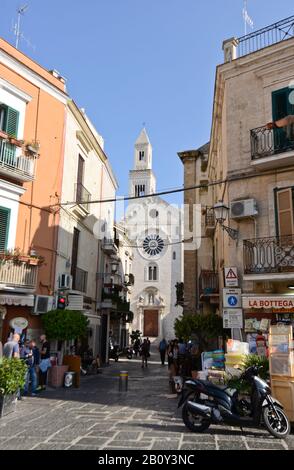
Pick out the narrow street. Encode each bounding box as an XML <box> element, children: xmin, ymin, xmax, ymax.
<box><xmin>0</xmin><ymin>354</ymin><xmax>293</xmax><ymax>451</ymax></box>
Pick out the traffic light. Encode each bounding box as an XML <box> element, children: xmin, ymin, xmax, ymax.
<box><xmin>57</xmin><ymin>295</ymin><xmax>67</xmax><ymax>310</ymax></box>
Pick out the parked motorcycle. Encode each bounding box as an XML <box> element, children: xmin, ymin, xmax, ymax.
<box><xmin>123</xmin><ymin>346</ymin><xmax>134</xmax><ymax>360</ymax></box>
<box><xmin>109</xmin><ymin>344</ymin><xmax>120</xmax><ymax>362</ymax></box>
<box><xmin>178</xmin><ymin>366</ymin><xmax>290</xmax><ymax>439</ymax></box>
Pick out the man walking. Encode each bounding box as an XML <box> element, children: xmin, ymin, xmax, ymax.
<box><xmin>38</xmin><ymin>334</ymin><xmax>51</xmax><ymax>391</ymax></box>
<box><xmin>3</xmin><ymin>333</ymin><xmax>20</xmax><ymax>358</ymax></box>
<box><xmin>140</xmin><ymin>339</ymin><xmax>149</xmax><ymax>369</ymax></box>
<box><xmin>22</xmin><ymin>340</ymin><xmax>38</xmax><ymax>396</ymax></box>
<box><xmin>158</xmin><ymin>338</ymin><xmax>167</xmax><ymax>365</ymax></box>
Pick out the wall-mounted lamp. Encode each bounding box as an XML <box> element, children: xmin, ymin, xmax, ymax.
<box><xmin>213</xmin><ymin>201</ymin><xmax>239</xmax><ymax>241</ymax></box>
<box><xmin>111</xmin><ymin>261</ymin><xmax>118</xmax><ymax>273</ymax></box>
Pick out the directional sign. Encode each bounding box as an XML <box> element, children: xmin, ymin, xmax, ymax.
<box><xmin>224</xmin><ymin>267</ymin><xmax>238</xmax><ymax>287</ymax></box>
<box><xmin>223</xmin><ymin>288</ymin><xmax>242</xmax><ymax>308</ymax></box>
<box><xmin>223</xmin><ymin>309</ymin><xmax>243</xmax><ymax>329</ymax></box>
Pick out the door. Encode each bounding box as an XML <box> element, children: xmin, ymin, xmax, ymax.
<box><xmin>144</xmin><ymin>310</ymin><xmax>159</xmax><ymax>337</ymax></box>
<box><xmin>71</xmin><ymin>227</ymin><xmax>80</xmax><ymax>288</ymax></box>
<box><xmin>272</xmin><ymin>88</ymin><xmax>294</xmax><ymax>151</ymax></box>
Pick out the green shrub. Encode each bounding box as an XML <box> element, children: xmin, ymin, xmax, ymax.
<box><xmin>225</xmin><ymin>354</ymin><xmax>269</xmax><ymax>394</ymax></box>
<box><xmin>174</xmin><ymin>313</ymin><xmax>223</xmax><ymax>347</ymax></box>
<box><xmin>0</xmin><ymin>358</ymin><xmax>27</xmax><ymax>395</ymax></box>
<box><xmin>42</xmin><ymin>309</ymin><xmax>89</xmax><ymax>341</ymax></box>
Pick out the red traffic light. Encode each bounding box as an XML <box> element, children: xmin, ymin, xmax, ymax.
<box><xmin>57</xmin><ymin>295</ymin><xmax>67</xmax><ymax>309</ymax></box>
<box><xmin>59</xmin><ymin>298</ymin><xmax>65</xmax><ymax>303</ymax></box>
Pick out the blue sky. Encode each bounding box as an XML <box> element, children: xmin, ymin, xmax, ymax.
<box><xmin>1</xmin><ymin>0</ymin><xmax>294</xmax><ymax>204</ymax></box>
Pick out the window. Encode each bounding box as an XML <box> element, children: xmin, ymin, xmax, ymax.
<box><xmin>135</xmin><ymin>185</ymin><xmax>145</xmax><ymax>197</ymax></box>
<box><xmin>173</xmin><ymin>251</ymin><xmax>176</xmax><ymax>260</ymax></box>
<box><xmin>276</xmin><ymin>187</ymin><xmax>294</xmax><ymax>237</ymax></box>
<box><xmin>139</xmin><ymin>150</ymin><xmax>145</xmax><ymax>161</ymax></box>
<box><xmin>148</xmin><ymin>263</ymin><xmax>158</xmax><ymax>281</ymax></box>
<box><xmin>0</xmin><ymin>104</ymin><xmax>19</xmax><ymax>137</ymax></box>
<box><xmin>76</xmin><ymin>155</ymin><xmax>85</xmax><ymax>204</ymax></box>
<box><xmin>0</xmin><ymin>207</ymin><xmax>10</xmax><ymax>252</ymax></box>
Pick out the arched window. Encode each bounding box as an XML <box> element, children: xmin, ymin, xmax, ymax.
<box><xmin>147</xmin><ymin>263</ymin><xmax>158</xmax><ymax>281</ymax></box>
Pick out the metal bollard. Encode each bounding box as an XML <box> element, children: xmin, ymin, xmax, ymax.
<box><xmin>119</xmin><ymin>371</ymin><xmax>128</xmax><ymax>392</ymax></box>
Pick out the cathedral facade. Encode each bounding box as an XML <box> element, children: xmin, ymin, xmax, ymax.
<box><xmin>124</xmin><ymin>129</ymin><xmax>183</xmax><ymax>341</ymax></box>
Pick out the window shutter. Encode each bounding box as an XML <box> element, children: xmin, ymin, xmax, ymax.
<box><xmin>5</xmin><ymin>107</ymin><xmax>19</xmax><ymax>138</ymax></box>
<box><xmin>276</xmin><ymin>188</ymin><xmax>294</xmax><ymax>237</ymax></box>
<box><xmin>0</xmin><ymin>207</ymin><xmax>10</xmax><ymax>252</ymax></box>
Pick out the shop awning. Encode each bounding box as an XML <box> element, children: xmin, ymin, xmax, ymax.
<box><xmin>242</xmin><ymin>295</ymin><xmax>294</xmax><ymax>310</ymax></box>
<box><xmin>0</xmin><ymin>294</ymin><xmax>34</xmax><ymax>307</ymax></box>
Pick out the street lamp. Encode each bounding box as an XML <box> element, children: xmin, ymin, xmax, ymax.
<box><xmin>213</xmin><ymin>201</ymin><xmax>238</xmax><ymax>241</ymax></box>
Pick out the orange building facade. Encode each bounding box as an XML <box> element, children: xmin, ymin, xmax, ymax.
<box><xmin>0</xmin><ymin>38</ymin><xmax>68</xmax><ymax>342</ymax></box>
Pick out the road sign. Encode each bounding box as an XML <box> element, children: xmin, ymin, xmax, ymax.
<box><xmin>223</xmin><ymin>309</ymin><xmax>243</xmax><ymax>329</ymax></box>
<box><xmin>224</xmin><ymin>267</ymin><xmax>238</xmax><ymax>287</ymax></box>
<box><xmin>223</xmin><ymin>288</ymin><xmax>242</xmax><ymax>308</ymax></box>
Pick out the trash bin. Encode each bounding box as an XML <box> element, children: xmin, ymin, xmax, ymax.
<box><xmin>119</xmin><ymin>371</ymin><xmax>128</xmax><ymax>392</ymax></box>
<box><xmin>64</xmin><ymin>371</ymin><xmax>76</xmax><ymax>388</ymax></box>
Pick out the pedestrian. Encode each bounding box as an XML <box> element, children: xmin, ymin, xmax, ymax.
<box><xmin>38</xmin><ymin>334</ymin><xmax>51</xmax><ymax>391</ymax></box>
<box><xmin>167</xmin><ymin>340</ymin><xmax>174</xmax><ymax>369</ymax></box>
<box><xmin>178</xmin><ymin>338</ymin><xmax>186</xmax><ymax>375</ymax></box>
<box><xmin>3</xmin><ymin>333</ymin><xmax>20</xmax><ymax>358</ymax></box>
<box><xmin>140</xmin><ymin>339</ymin><xmax>149</xmax><ymax>368</ymax></box>
<box><xmin>22</xmin><ymin>340</ymin><xmax>38</xmax><ymax>396</ymax></box>
<box><xmin>190</xmin><ymin>342</ymin><xmax>201</xmax><ymax>379</ymax></box>
<box><xmin>173</xmin><ymin>342</ymin><xmax>179</xmax><ymax>375</ymax></box>
<box><xmin>158</xmin><ymin>337</ymin><xmax>167</xmax><ymax>365</ymax></box>
<box><xmin>146</xmin><ymin>337</ymin><xmax>151</xmax><ymax>353</ymax></box>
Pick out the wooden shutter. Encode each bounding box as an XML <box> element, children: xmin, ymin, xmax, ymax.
<box><xmin>5</xmin><ymin>107</ymin><xmax>19</xmax><ymax>138</ymax></box>
<box><xmin>71</xmin><ymin>228</ymin><xmax>80</xmax><ymax>287</ymax></box>
<box><xmin>276</xmin><ymin>188</ymin><xmax>294</xmax><ymax>237</ymax></box>
<box><xmin>0</xmin><ymin>207</ymin><xmax>10</xmax><ymax>252</ymax></box>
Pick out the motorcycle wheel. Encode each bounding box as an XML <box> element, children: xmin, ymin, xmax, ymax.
<box><xmin>115</xmin><ymin>356</ymin><xmax>119</xmax><ymax>362</ymax></box>
<box><xmin>263</xmin><ymin>406</ymin><xmax>290</xmax><ymax>439</ymax></box>
<box><xmin>127</xmin><ymin>354</ymin><xmax>132</xmax><ymax>360</ymax></box>
<box><xmin>182</xmin><ymin>402</ymin><xmax>211</xmax><ymax>433</ymax></box>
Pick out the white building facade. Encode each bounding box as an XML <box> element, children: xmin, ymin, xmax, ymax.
<box><xmin>125</xmin><ymin>129</ymin><xmax>183</xmax><ymax>341</ymax></box>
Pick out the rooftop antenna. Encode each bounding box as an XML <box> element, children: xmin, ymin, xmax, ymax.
<box><xmin>243</xmin><ymin>0</ymin><xmax>254</xmax><ymax>36</ymax></box>
<box><xmin>14</xmin><ymin>4</ymin><xmax>30</xmax><ymax>49</ymax></box>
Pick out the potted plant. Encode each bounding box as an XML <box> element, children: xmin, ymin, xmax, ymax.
<box><xmin>0</xmin><ymin>358</ymin><xmax>27</xmax><ymax>418</ymax></box>
<box><xmin>42</xmin><ymin>309</ymin><xmax>88</xmax><ymax>387</ymax></box>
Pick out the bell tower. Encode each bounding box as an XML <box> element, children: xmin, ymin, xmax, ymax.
<box><xmin>129</xmin><ymin>128</ymin><xmax>156</xmax><ymax>197</ymax></box>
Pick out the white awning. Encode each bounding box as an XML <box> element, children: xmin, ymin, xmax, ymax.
<box><xmin>0</xmin><ymin>294</ymin><xmax>34</xmax><ymax>307</ymax></box>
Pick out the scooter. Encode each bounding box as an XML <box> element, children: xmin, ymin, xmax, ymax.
<box><xmin>109</xmin><ymin>344</ymin><xmax>120</xmax><ymax>362</ymax></box>
<box><xmin>124</xmin><ymin>346</ymin><xmax>134</xmax><ymax>360</ymax></box>
<box><xmin>178</xmin><ymin>366</ymin><xmax>290</xmax><ymax>439</ymax></box>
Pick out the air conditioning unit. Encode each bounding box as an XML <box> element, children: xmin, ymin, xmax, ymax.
<box><xmin>34</xmin><ymin>295</ymin><xmax>54</xmax><ymax>314</ymax></box>
<box><xmin>230</xmin><ymin>199</ymin><xmax>258</xmax><ymax>219</ymax></box>
<box><xmin>59</xmin><ymin>273</ymin><xmax>72</xmax><ymax>289</ymax></box>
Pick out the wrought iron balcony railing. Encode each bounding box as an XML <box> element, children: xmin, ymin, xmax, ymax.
<box><xmin>237</xmin><ymin>15</ymin><xmax>294</xmax><ymax>58</ymax></box>
<box><xmin>199</xmin><ymin>270</ymin><xmax>219</xmax><ymax>296</ymax></box>
<box><xmin>72</xmin><ymin>266</ymin><xmax>88</xmax><ymax>293</ymax></box>
<box><xmin>244</xmin><ymin>235</ymin><xmax>294</xmax><ymax>274</ymax></box>
<box><xmin>251</xmin><ymin>125</ymin><xmax>294</xmax><ymax>160</ymax></box>
<box><xmin>0</xmin><ymin>260</ymin><xmax>38</xmax><ymax>289</ymax></box>
<box><xmin>0</xmin><ymin>137</ymin><xmax>36</xmax><ymax>181</ymax></box>
<box><xmin>75</xmin><ymin>182</ymin><xmax>91</xmax><ymax>211</ymax></box>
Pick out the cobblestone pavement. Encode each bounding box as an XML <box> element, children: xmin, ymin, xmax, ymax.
<box><xmin>0</xmin><ymin>356</ymin><xmax>293</xmax><ymax>450</ymax></box>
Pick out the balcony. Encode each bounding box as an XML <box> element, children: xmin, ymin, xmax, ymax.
<box><xmin>0</xmin><ymin>136</ymin><xmax>36</xmax><ymax>182</ymax></box>
<box><xmin>237</xmin><ymin>15</ymin><xmax>294</xmax><ymax>59</ymax></box>
<box><xmin>244</xmin><ymin>235</ymin><xmax>294</xmax><ymax>280</ymax></box>
<box><xmin>102</xmin><ymin>238</ymin><xmax>119</xmax><ymax>255</ymax></box>
<box><xmin>199</xmin><ymin>270</ymin><xmax>219</xmax><ymax>304</ymax></box>
<box><xmin>72</xmin><ymin>267</ymin><xmax>88</xmax><ymax>293</ymax></box>
<box><xmin>73</xmin><ymin>182</ymin><xmax>91</xmax><ymax>217</ymax></box>
<box><xmin>0</xmin><ymin>259</ymin><xmax>38</xmax><ymax>291</ymax></box>
<box><xmin>103</xmin><ymin>273</ymin><xmax>122</xmax><ymax>289</ymax></box>
<box><xmin>204</xmin><ymin>207</ymin><xmax>215</xmax><ymax>237</ymax></box>
<box><xmin>250</xmin><ymin>125</ymin><xmax>294</xmax><ymax>169</ymax></box>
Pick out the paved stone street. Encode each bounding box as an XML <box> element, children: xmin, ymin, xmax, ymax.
<box><xmin>0</xmin><ymin>355</ymin><xmax>293</xmax><ymax>451</ymax></box>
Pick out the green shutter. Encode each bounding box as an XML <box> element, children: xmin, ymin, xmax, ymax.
<box><xmin>5</xmin><ymin>107</ymin><xmax>19</xmax><ymax>138</ymax></box>
<box><xmin>0</xmin><ymin>207</ymin><xmax>10</xmax><ymax>252</ymax></box>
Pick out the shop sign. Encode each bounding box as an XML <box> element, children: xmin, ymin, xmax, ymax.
<box><xmin>223</xmin><ymin>288</ymin><xmax>242</xmax><ymax>308</ymax></box>
<box><xmin>243</xmin><ymin>296</ymin><xmax>294</xmax><ymax>310</ymax></box>
<box><xmin>9</xmin><ymin>317</ymin><xmax>28</xmax><ymax>330</ymax></box>
<box><xmin>224</xmin><ymin>267</ymin><xmax>238</xmax><ymax>287</ymax></box>
<box><xmin>223</xmin><ymin>309</ymin><xmax>243</xmax><ymax>329</ymax></box>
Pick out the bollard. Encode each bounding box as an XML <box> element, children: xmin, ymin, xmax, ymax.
<box><xmin>119</xmin><ymin>371</ymin><xmax>128</xmax><ymax>392</ymax></box>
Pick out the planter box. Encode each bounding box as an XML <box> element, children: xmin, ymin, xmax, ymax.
<box><xmin>0</xmin><ymin>393</ymin><xmax>17</xmax><ymax>418</ymax></box>
<box><xmin>48</xmin><ymin>365</ymin><xmax>69</xmax><ymax>388</ymax></box>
